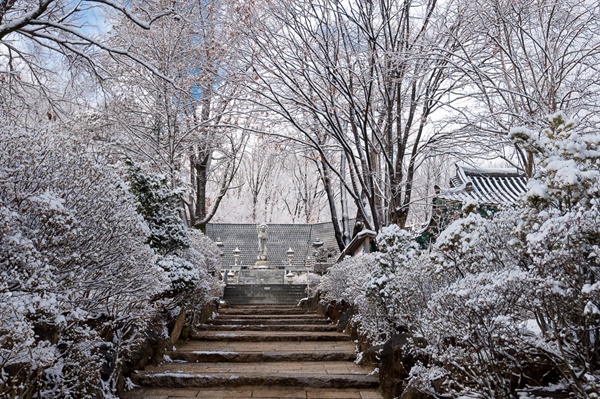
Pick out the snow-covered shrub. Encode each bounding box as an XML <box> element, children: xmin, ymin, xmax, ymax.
<box><xmin>368</xmin><ymin>226</ymin><xmax>421</xmax><ymax>333</ymax></box>
<box><xmin>507</xmin><ymin>113</ymin><xmax>600</xmax><ymax>396</ymax></box>
<box><xmin>319</xmin><ymin>252</ymin><xmax>395</xmax><ymax>344</ymax></box>
<box><xmin>425</xmin><ymin>267</ymin><xmax>537</xmax><ymax>397</ymax></box>
<box><xmin>179</xmin><ymin>229</ymin><xmax>222</xmax><ymax>299</ymax></box>
<box><xmin>156</xmin><ymin>255</ymin><xmax>199</xmax><ymax>295</ymax></box>
<box><xmin>318</xmin><ymin>116</ymin><xmax>600</xmax><ymax>397</ymax></box>
<box><xmin>173</xmin><ymin>229</ymin><xmax>223</xmax><ymax>325</ymax></box>
<box><xmin>319</xmin><ymin>254</ymin><xmax>378</xmax><ymax>306</ymax></box>
<box><xmin>126</xmin><ymin>163</ymin><xmax>221</xmax><ymax>310</ymax></box>
<box><xmin>0</xmin><ymin>128</ymin><xmax>168</xmax><ymax>398</ymax></box>
<box><xmin>419</xmin><ymin>115</ymin><xmax>600</xmax><ymax>397</ymax></box>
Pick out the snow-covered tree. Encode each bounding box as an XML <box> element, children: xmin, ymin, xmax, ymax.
<box><xmin>241</xmin><ymin>0</ymin><xmax>478</xmax><ymax>236</ymax></box>
<box><xmin>0</xmin><ymin>0</ymin><xmax>173</xmax><ymax>128</ymax></box>
<box><xmin>106</xmin><ymin>0</ymin><xmax>249</xmax><ymax>230</ymax></box>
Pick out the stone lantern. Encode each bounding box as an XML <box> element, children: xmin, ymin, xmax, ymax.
<box><xmin>286</xmin><ymin>247</ymin><xmax>295</xmax><ymax>267</ymax></box>
<box><xmin>215</xmin><ymin>237</ymin><xmax>224</xmax><ymax>279</ymax></box>
<box><xmin>285</xmin><ymin>270</ymin><xmax>295</xmax><ymax>284</ymax></box>
<box><xmin>233</xmin><ymin>247</ymin><xmax>241</xmax><ymax>267</ymax></box>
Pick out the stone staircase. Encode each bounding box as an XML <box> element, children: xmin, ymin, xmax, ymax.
<box><xmin>125</xmin><ymin>305</ymin><xmax>381</xmax><ymax>399</ymax></box>
<box><xmin>223</xmin><ymin>284</ymin><xmax>308</xmax><ymax>306</ymax></box>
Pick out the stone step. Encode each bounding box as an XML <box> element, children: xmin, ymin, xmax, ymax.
<box><xmin>223</xmin><ymin>285</ymin><xmax>308</xmax><ymax>306</ymax></box>
<box><xmin>137</xmin><ymin>373</ymin><xmax>379</xmax><ymax>389</ymax></box>
<box><xmin>219</xmin><ymin>307</ymin><xmax>314</xmax><ymax>315</ymax></box>
<box><xmin>135</xmin><ymin>361</ymin><xmax>379</xmax><ymax>389</ymax></box>
<box><xmin>224</xmin><ymin>298</ymin><xmax>306</xmax><ymax>306</ymax></box>
<box><xmin>221</xmin><ymin>304</ymin><xmax>304</xmax><ymax>310</ymax></box>
<box><xmin>215</xmin><ymin>313</ymin><xmax>325</xmax><ymax>319</ymax></box>
<box><xmin>123</xmin><ymin>306</ymin><xmax>384</xmax><ymax>399</ymax></box>
<box><xmin>165</xmin><ymin>349</ymin><xmax>357</xmax><ymax>363</ymax></box>
<box><xmin>197</xmin><ymin>324</ymin><xmax>338</xmax><ymax>332</ymax></box>
<box><xmin>125</xmin><ymin>386</ymin><xmax>384</xmax><ymax>398</ymax></box>
<box><xmin>208</xmin><ymin>318</ymin><xmax>330</xmax><ymax>325</ymax></box>
<box><xmin>190</xmin><ymin>331</ymin><xmax>349</xmax><ymax>342</ymax></box>
<box><xmin>173</xmin><ymin>340</ymin><xmax>358</xmax><ymax>354</ymax></box>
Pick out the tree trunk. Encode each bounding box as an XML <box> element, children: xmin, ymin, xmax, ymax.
<box><xmin>340</xmin><ymin>153</ymin><xmax>351</xmax><ymax>246</ymax></box>
<box><xmin>194</xmin><ymin>152</ymin><xmax>210</xmax><ymax>232</ymax></box>
<box><xmin>321</xmin><ymin>156</ymin><xmax>345</xmax><ymax>251</ymax></box>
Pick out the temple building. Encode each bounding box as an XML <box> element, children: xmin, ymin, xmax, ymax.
<box><xmin>205</xmin><ymin>221</ymin><xmax>346</xmax><ymax>284</ymax></box>
<box><xmin>418</xmin><ymin>164</ymin><xmax>528</xmax><ymax>246</ymax></box>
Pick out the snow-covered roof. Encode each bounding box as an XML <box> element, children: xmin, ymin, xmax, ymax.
<box><xmin>438</xmin><ymin>165</ymin><xmax>528</xmax><ymax>205</ymax></box>
<box><xmin>336</xmin><ymin>229</ymin><xmax>377</xmax><ymax>262</ymax></box>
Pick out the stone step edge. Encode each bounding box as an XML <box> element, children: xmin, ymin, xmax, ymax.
<box><xmin>215</xmin><ymin>314</ymin><xmax>326</xmax><ymax>319</ymax></box>
<box><xmin>126</xmin><ymin>386</ymin><xmax>383</xmax><ymax>396</ymax></box>
<box><xmin>189</xmin><ymin>333</ymin><xmax>349</xmax><ymax>342</ymax></box>
<box><xmin>218</xmin><ymin>310</ymin><xmax>315</xmax><ymax>315</ymax></box>
<box><xmin>219</xmin><ymin>306</ymin><xmax>313</xmax><ymax>310</ymax></box>
<box><xmin>197</xmin><ymin>325</ymin><xmax>337</xmax><ymax>332</ymax></box>
<box><xmin>136</xmin><ymin>372</ymin><xmax>379</xmax><ymax>389</ymax></box>
<box><xmin>219</xmin><ymin>305</ymin><xmax>315</xmax><ymax>314</ymax></box>
<box><xmin>165</xmin><ymin>350</ymin><xmax>357</xmax><ymax>363</ymax></box>
<box><xmin>208</xmin><ymin>319</ymin><xmax>331</xmax><ymax>325</ymax></box>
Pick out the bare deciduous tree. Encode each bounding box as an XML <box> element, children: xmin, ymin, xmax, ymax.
<box><xmin>105</xmin><ymin>0</ymin><xmax>250</xmax><ymax>231</ymax></box>
<box><xmin>452</xmin><ymin>0</ymin><xmax>600</xmax><ymax>175</ymax></box>
<box><xmin>240</xmin><ymin>0</ymin><xmax>470</xmax><ymax>245</ymax></box>
<box><xmin>0</xmin><ymin>0</ymin><xmax>172</xmax><ymax>125</ymax></box>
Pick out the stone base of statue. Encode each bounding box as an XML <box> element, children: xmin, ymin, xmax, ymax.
<box><xmin>252</xmin><ymin>260</ymin><xmax>272</xmax><ymax>269</ymax></box>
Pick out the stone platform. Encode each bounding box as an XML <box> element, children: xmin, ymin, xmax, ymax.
<box><xmin>223</xmin><ymin>284</ymin><xmax>307</xmax><ymax>306</ymax></box>
<box><xmin>252</xmin><ymin>260</ymin><xmax>272</xmax><ymax>269</ymax></box>
<box><xmin>236</xmin><ymin>270</ymin><xmax>285</xmax><ymax>284</ymax></box>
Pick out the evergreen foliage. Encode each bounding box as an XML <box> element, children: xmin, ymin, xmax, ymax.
<box><xmin>126</xmin><ymin>161</ymin><xmax>189</xmax><ymax>255</ymax></box>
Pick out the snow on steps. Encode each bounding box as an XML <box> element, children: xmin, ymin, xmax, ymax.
<box><xmin>126</xmin><ymin>305</ymin><xmax>382</xmax><ymax>398</ymax></box>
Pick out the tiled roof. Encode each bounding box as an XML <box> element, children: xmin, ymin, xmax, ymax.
<box><xmin>438</xmin><ymin>165</ymin><xmax>528</xmax><ymax>205</ymax></box>
<box><xmin>206</xmin><ymin>221</ymin><xmax>347</xmax><ymax>269</ymax></box>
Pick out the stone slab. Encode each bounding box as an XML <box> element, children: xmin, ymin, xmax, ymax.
<box><xmin>174</xmin><ymin>340</ymin><xmax>357</xmax><ymax>353</ymax></box>
<box><xmin>198</xmin><ymin>324</ymin><xmax>337</xmax><ymax>332</ymax></box>
<box><xmin>208</xmin><ymin>319</ymin><xmax>330</xmax><ymax>326</ymax></box>
<box><xmin>142</xmin><ymin>361</ymin><xmax>374</xmax><ymax>375</ymax></box>
<box><xmin>124</xmin><ymin>386</ymin><xmax>384</xmax><ymax>399</ymax></box>
<box><xmin>166</xmin><ymin>349</ymin><xmax>356</xmax><ymax>363</ymax></box>
<box><xmin>138</xmin><ymin>372</ymin><xmax>380</xmax><ymax>389</ymax></box>
<box><xmin>191</xmin><ymin>331</ymin><xmax>348</xmax><ymax>342</ymax></box>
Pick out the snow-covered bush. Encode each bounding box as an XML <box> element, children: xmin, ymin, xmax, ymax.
<box><xmin>319</xmin><ymin>115</ymin><xmax>600</xmax><ymax>397</ymax></box>
<box><xmin>126</xmin><ymin>163</ymin><xmax>222</xmax><ymax>309</ymax></box>
<box><xmin>156</xmin><ymin>255</ymin><xmax>199</xmax><ymax>295</ymax></box>
<box><xmin>0</xmin><ymin>128</ymin><xmax>168</xmax><ymax>398</ymax></box>
<box><xmin>419</xmin><ymin>115</ymin><xmax>599</xmax><ymax>397</ymax></box>
<box><xmin>319</xmin><ymin>254</ymin><xmax>378</xmax><ymax>306</ymax></box>
<box><xmin>424</xmin><ymin>267</ymin><xmax>537</xmax><ymax>397</ymax></box>
<box><xmin>173</xmin><ymin>229</ymin><xmax>223</xmax><ymax>325</ymax></box>
<box><xmin>507</xmin><ymin>113</ymin><xmax>600</xmax><ymax>396</ymax></box>
<box><xmin>319</xmin><ymin>251</ymin><xmax>394</xmax><ymax>344</ymax></box>
<box><xmin>367</xmin><ymin>226</ymin><xmax>421</xmax><ymax>340</ymax></box>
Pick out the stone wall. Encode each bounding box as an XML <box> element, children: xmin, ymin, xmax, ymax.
<box><xmin>223</xmin><ymin>284</ymin><xmax>308</xmax><ymax>305</ymax></box>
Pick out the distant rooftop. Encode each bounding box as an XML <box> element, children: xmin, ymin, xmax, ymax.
<box><xmin>437</xmin><ymin>165</ymin><xmax>528</xmax><ymax>205</ymax></box>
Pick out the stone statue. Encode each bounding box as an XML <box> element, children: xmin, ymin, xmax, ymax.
<box><xmin>257</xmin><ymin>223</ymin><xmax>268</xmax><ymax>261</ymax></box>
